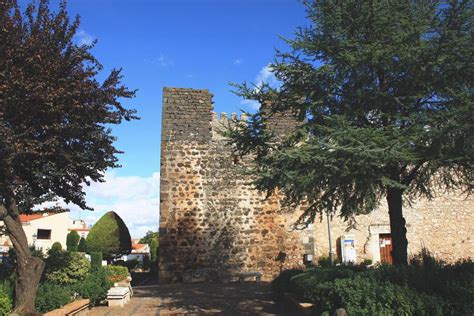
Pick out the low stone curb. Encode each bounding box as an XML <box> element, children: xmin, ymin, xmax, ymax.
<box><xmin>44</xmin><ymin>299</ymin><xmax>90</xmax><ymax>316</ymax></box>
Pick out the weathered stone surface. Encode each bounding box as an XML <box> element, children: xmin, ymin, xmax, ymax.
<box><xmin>159</xmin><ymin>87</ymin><xmax>311</xmax><ymax>283</ymax></box>
<box><xmin>159</xmin><ymin>87</ymin><xmax>474</xmax><ymax>283</ymax></box>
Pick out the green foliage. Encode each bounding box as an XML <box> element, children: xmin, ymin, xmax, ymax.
<box><xmin>78</xmin><ymin>237</ymin><xmax>87</xmax><ymax>253</ymax></box>
<box><xmin>44</xmin><ymin>250</ymin><xmax>90</xmax><ymax>285</ymax></box>
<box><xmin>35</xmin><ymin>283</ymin><xmax>71</xmax><ymax>314</ymax></box>
<box><xmin>309</xmin><ymin>275</ymin><xmax>443</xmax><ymax>315</ymax></box>
<box><xmin>317</xmin><ymin>256</ymin><xmax>331</xmax><ymax>267</ymax></box>
<box><xmin>104</xmin><ymin>265</ymin><xmax>129</xmax><ymax>282</ymax></box>
<box><xmin>277</xmin><ymin>250</ymin><xmax>473</xmax><ymax>315</ymax></box>
<box><xmin>86</xmin><ymin>211</ymin><xmax>132</xmax><ymax>260</ymax></box>
<box><xmin>289</xmin><ymin>267</ymin><xmax>355</xmax><ymax>300</ymax></box>
<box><xmin>72</xmin><ymin>268</ymin><xmax>113</xmax><ymax>306</ymax></box>
<box><xmin>0</xmin><ymin>289</ymin><xmax>12</xmax><ymax>316</ymax></box>
<box><xmin>90</xmin><ymin>252</ymin><xmax>103</xmax><ymax>270</ymax></box>
<box><xmin>139</xmin><ymin>231</ymin><xmax>159</xmax><ymax>246</ymax></box>
<box><xmin>226</xmin><ymin>0</ymin><xmax>473</xmax><ymax>265</ymax></box>
<box><xmin>50</xmin><ymin>242</ymin><xmax>62</xmax><ymax>252</ymax></box>
<box><xmin>66</xmin><ymin>230</ymin><xmax>80</xmax><ymax>252</ymax></box>
<box><xmin>29</xmin><ymin>245</ymin><xmax>45</xmax><ymax>259</ymax></box>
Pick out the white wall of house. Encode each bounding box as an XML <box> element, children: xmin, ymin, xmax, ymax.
<box><xmin>22</xmin><ymin>212</ymin><xmax>73</xmax><ymax>251</ymax></box>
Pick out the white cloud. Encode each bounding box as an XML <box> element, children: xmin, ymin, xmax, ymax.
<box><xmin>145</xmin><ymin>54</ymin><xmax>174</xmax><ymax>67</ymax></box>
<box><xmin>240</xmin><ymin>99</ymin><xmax>260</xmax><ymax>110</ymax></box>
<box><xmin>36</xmin><ymin>171</ymin><xmax>160</xmax><ymax>238</ymax></box>
<box><xmin>75</xmin><ymin>29</ymin><xmax>94</xmax><ymax>46</ymax></box>
<box><xmin>254</xmin><ymin>64</ymin><xmax>279</xmax><ymax>89</ymax></box>
<box><xmin>233</xmin><ymin>58</ymin><xmax>243</xmax><ymax>65</ymax></box>
<box><xmin>241</xmin><ymin>64</ymin><xmax>280</xmax><ymax>111</ymax></box>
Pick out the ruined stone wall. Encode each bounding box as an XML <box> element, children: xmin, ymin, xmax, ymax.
<box><xmin>159</xmin><ymin>87</ymin><xmax>473</xmax><ymax>284</ymax></box>
<box><xmin>159</xmin><ymin>87</ymin><xmax>312</xmax><ymax>283</ymax></box>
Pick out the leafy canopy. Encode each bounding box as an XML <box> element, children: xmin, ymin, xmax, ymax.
<box><xmin>227</xmin><ymin>0</ymin><xmax>473</xmax><ymax>226</ymax></box>
<box><xmin>86</xmin><ymin>211</ymin><xmax>131</xmax><ymax>260</ymax></box>
<box><xmin>0</xmin><ymin>0</ymin><xmax>138</xmax><ymax>211</ymax></box>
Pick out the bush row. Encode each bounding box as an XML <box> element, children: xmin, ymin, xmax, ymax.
<box><xmin>273</xmin><ymin>251</ymin><xmax>473</xmax><ymax>315</ymax></box>
<box><xmin>36</xmin><ymin>267</ymin><xmax>114</xmax><ymax>313</ymax></box>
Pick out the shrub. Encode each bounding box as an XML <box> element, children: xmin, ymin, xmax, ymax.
<box><xmin>66</xmin><ymin>230</ymin><xmax>80</xmax><ymax>252</ymax></box>
<box><xmin>104</xmin><ymin>265</ymin><xmax>129</xmax><ymax>283</ymax></box>
<box><xmin>73</xmin><ymin>268</ymin><xmax>113</xmax><ymax>306</ymax></box>
<box><xmin>318</xmin><ymin>256</ymin><xmax>331</xmax><ymax>267</ymax></box>
<box><xmin>0</xmin><ymin>289</ymin><xmax>12</xmax><ymax>316</ymax></box>
<box><xmin>363</xmin><ymin>258</ymin><xmax>373</xmax><ymax>266</ymax></box>
<box><xmin>86</xmin><ymin>211</ymin><xmax>132</xmax><ymax>260</ymax></box>
<box><xmin>307</xmin><ymin>275</ymin><xmax>444</xmax><ymax>316</ymax></box>
<box><xmin>45</xmin><ymin>250</ymin><xmax>90</xmax><ymax>285</ymax></box>
<box><xmin>91</xmin><ymin>252</ymin><xmax>103</xmax><ymax>270</ymax></box>
<box><xmin>288</xmin><ymin>267</ymin><xmax>354</xmax><ymax>300</ymax></box>
<box><xmin>51</xmin><ymin>242</ymin><xmax>62</xmax><ymax>251</ymax></box>
<box><xmin>78</xmin><ymin>237</ymin><xmax>87</xmax><ymax>252</ymax></box>
<box><xmin>35</xmin><ymin>282</ymin><xmax>72</xmax><ymax>313</ymax></box>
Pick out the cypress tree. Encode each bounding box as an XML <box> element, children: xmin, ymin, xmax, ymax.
<box><xmin>66</xmin><ymin>231</ymin><xmax>80</xmax><ymax>252</ymax></box>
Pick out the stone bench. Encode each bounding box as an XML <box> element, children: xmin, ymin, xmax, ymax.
<box><xmin>238</xmin><ymin>272</ymin><xmax>262</xmax><ymax>282</ymax></box>
<box><xmin>107</xmin><ymin>286</ymin><xmax>131</xmax><ymax>307</ymax></box>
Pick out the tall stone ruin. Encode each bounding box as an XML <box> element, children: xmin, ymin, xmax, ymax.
<box><xmin>158</xmin><ymin>87</ymin><xmax>312</xmax><ymax>283</ymax></box>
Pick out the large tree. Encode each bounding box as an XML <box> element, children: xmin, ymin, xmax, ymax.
<box><xmin>227</xmin><ymin>1</ymin><xmax>473</xmax><ymax>266</ymax></box>
<box><xmin>0</xmin><ymin>0</ymin><xmax>137</xmax><ymax>313</ymax></box>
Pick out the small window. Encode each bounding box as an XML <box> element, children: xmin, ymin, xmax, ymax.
<box><xmin>37</xmin><ymin>229</ymin><xmax>51</xmax><ymax>240</ymax></box>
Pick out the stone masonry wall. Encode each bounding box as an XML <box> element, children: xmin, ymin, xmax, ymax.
<box><xmin>159</xmin><ymin>87</ymin><xmax>473</xmax><ymax>283</ymax></box>
<box><xmin>159</xmin><ymin>88</ymin><xmax>312</xmax><ymax>283</ymax></box>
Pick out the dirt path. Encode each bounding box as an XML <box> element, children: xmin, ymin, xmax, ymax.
<box><xmin>87</xmin><ymin>282</ymin><xmax>291</xmax><ymax>315</ymax></box>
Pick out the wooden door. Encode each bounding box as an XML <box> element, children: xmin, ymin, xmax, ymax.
<box><xmin>379</xmin><ymin>234</ymin><xmax>393</xmax><ymax>264</ymax></box>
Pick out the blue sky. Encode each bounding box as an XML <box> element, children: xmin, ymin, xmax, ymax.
<box><xmin>31</xmin><ymin>0</ymin><xmax>308</xmax><ymax>237</ymax></box>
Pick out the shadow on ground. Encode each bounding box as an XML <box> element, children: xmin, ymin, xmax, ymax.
<box><xmin>134</xmin><ymin>282</ymin><xmax>285</xmax><ymax>315</ymax></box>
<box><xmin>87</xmin><ymin>281</ymin><xmax>296</xmax><ymax>315</ymax></box>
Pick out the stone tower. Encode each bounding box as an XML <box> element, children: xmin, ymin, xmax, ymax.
<box><xmin>158</xmin><ymin>87</ymin><xmax>312</xmax><ymax>283</ymax></box>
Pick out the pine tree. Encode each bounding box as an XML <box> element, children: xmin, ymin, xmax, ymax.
<box><xmin>227</xmin><ymin>0</ymin><xmax>473</xmax><ymax>266</ymax></box>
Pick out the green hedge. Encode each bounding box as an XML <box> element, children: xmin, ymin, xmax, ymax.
<box><xmin>274</xmin><ymin>253</ymin><xmax>473</xmax><ymax>315</ymax></box>
<box><xmin>309</xmin><ymin>275</ymin><xmax>445</xmax><ymax>315</ymax></box>
<box><xmin>35</xmin><ymin>283</ymin><xmax>72</xmax><ymax>314</ymax></box>
<box><xmin>0</xmin><ymin>289</ymin><xmax>12</xmax><ymax>316</ymax></box>
<box><xmin>288</xmin><ymin>267</ymin><xmax>355</xmax><ymax>300</ymax></box>
<box><xmin>72</xmin><ymin>268</ymin><xmax>113</xmax><ymax>306</ymax></box>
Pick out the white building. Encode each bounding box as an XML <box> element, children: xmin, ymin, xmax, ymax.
<box><xmin>127</xmin><ymin>243</ymin><xmax>151</xmax><ymax>263</ymax></box>
<box><xmin>0</xmin><ymin>211</ymin><xmax>90</xmax><ymax>253</ymax></box>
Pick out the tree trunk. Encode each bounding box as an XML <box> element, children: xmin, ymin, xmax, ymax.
<box><xmin>2</xmin><ymin>202</ymin><xmax>45</xmax><ymax>315</ymax></box>
<box><xmin>386</xmin><ymin>187</ymin><xmax>408</xmax><ymax>265</ymax></box>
